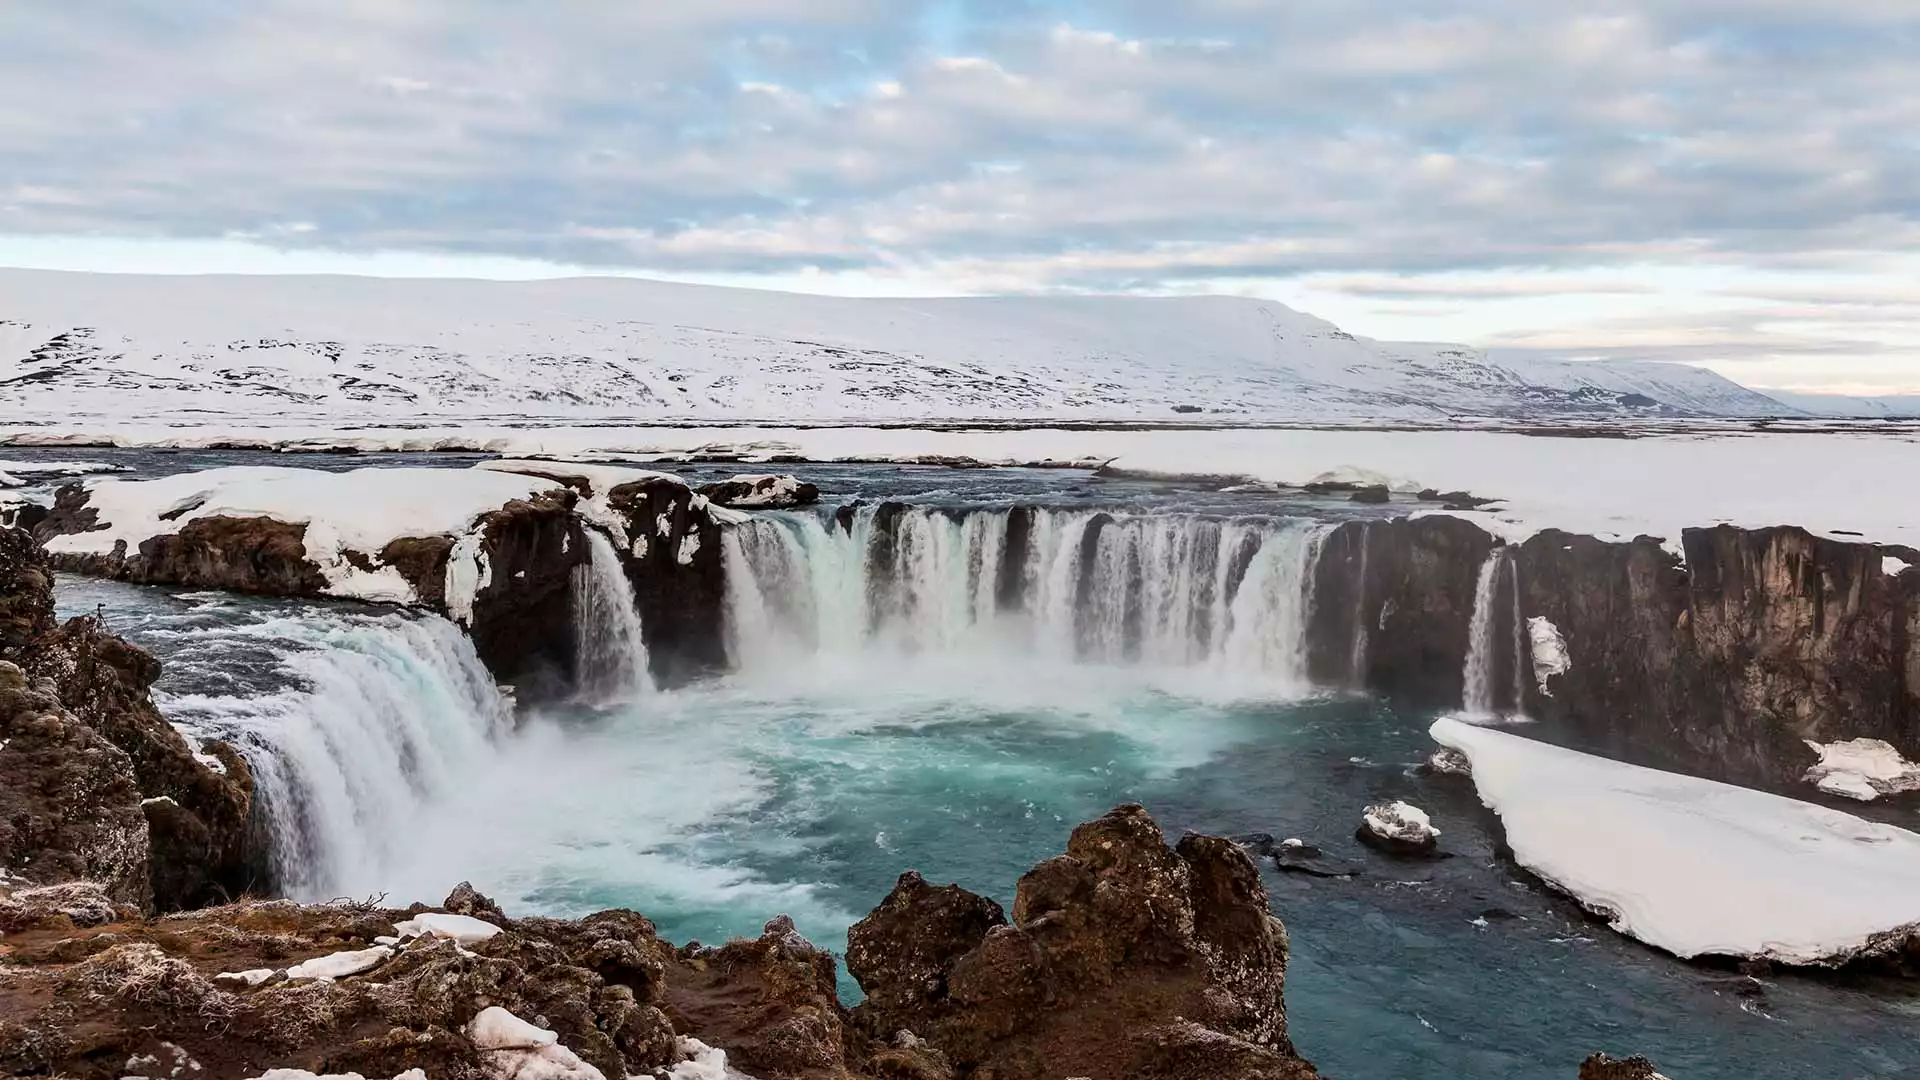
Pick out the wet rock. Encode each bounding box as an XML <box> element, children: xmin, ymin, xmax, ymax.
<box><xmin>698</xmin><ymin>474</ymin><xmax>821</xmax><ymax>509</ymax></box>
<box><xmin>1579</xmin><ymin>1052</ymin><xmax>1670</xmax><ymax>1079</ymax></box>
<box><xmin>1423</xmin><ymin>747</ymin><xmax>1473</xmax><ymax>777</ymax></box>
<box><xmin>1356</xmin><ymin>801</ymin><xmax>1442</xmax><ymax>858</ymax></box>
<box><xmin>1272</xmin><ymin>840</ymin><xmax>1362</xmax><ymax>880</ymax></box>
<box><xmin>442</xmin><ymin>880</ymin><xmax>508</xmax><ymax>923</ymax></box>
<box><xmin>1348</xmin><ymin>484</ymin><xmax>1391</xmax><ymax>505</ymax></box>
<box><xmin>846</xmin><ymin>804</ymin><xmax>1320</xmax><ymax>1080</ymax></box>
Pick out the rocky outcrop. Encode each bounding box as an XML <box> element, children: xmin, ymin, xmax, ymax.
<box><xmin>845</xmin><ymin>804</ymin><xmax>1318</xmax><ymax>1080</ymax></box>
<box><xmin>0</xmin><ymin>808</ymin><xmax>1311</xmax><ymax>1080</ymax></box>
<box><xmin>699</xmin><ymin>474</ymin><xmax>821</xmax><ymax>509</ymax></box>
<box><xmin>0</xmin><ymin>527</ymin><xmax>254</xmax><ymax>911</ymax></box>
<box><xmin>1579</xmin><ymin>1053</ymin><xmax>1669</xmax><ymax>1079</ymax></box>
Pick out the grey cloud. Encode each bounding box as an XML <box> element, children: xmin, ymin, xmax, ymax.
<box><xmin>0</xmin><ymin>0</ymin><xmax>1916</xmax><ymax>289</ymax></box>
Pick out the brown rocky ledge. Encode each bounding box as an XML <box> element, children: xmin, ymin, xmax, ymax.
<box><xmin>0</xmin><ymin>806</ymin><xmax>1660</xmax><ymax>1080</ymax></box>
<box><xmin>0</xmin><ymin>805</ymin><xmax>1317</xmax><ymax>1080</ymax></box>
<box><xmin>0</xmin><ymin>527</ymin><xmax>254</xmax><ymax>912</ymax></box>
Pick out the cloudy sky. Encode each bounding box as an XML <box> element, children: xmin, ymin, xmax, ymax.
<box><xmin>2</xmin><ymin>2</ymin><xmax>1916</xmax><ymax>394</ymax></box>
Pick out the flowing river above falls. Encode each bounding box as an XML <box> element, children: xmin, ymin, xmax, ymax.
<box><xmin>31</xmin><ymin>450</ymin><xmax>1920</xmax><ymax>1080</ymax></box>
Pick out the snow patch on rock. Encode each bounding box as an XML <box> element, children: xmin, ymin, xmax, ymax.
<box><xmin>1803</xmin><ymin>738</ymin><xmax>1920</xmax><ymax>802</ymax></box>
<box><xmin>664</xmin><ymin>1036</ymin><xmax>758</xmax><ymax>1079</ymax></box>
<box><xmin>1362</xmin><ymin>801</ymin><xmax>1438</xmax><ymax>845</ymax></box>
<box><xmin>283</xmin><ymin>945</ymin><xmax>392</xmax><ymax>982</ymax></box>
<box><xmin>465</xmin><ymin>1007</ymin><xmax>605</xmax><ymax>1080</ymax></box>
<box><xmin>394</xmin><ymin>911</ymin><xmax>503</xmax><ymax>945</ymax></box>
<box><xmin>1434</xmin><ymin>717</ymin><xmax>1920</xmax><ymax>965</ymax></box>
<box><xmin>1527</xmin><ymin>616</ymin><xmax>1571</xmax><ymax>695</ymax></box>
<box><xmin>1887</xmin><ymin>555</ymin><xmax>1912</xmax><ymax>577</ymax></box>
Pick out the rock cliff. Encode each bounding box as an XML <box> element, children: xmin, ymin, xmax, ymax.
<box><xmin>0</xmin><ymin>527</ymin><xmax>255</xmax><ymax>911</ymax></box>
<box><xmin>1304</xmin><ymin>516</ymin><xmax>1920</xmax><ymax>793</ymax></box>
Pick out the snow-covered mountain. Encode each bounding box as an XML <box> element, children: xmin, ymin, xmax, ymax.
<box><xmin>0</xmin><ymin>269</ymin><xmax>1795</xmax><ymax>424</ymax></box>
<box><xmin>1756</xmin><ymin>390</ymin><xmax>1920</xmax><ymax>419</ymax></box>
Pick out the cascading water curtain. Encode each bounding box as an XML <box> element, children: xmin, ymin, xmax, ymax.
<box><xmin>721</xmin><ymin>505</ymin><xmax>1332</xmax><ymax>688</ymax></box>
<box><xmin>572</xmin><ymin>530</ymin><xmax>656</xmax><ymax>703</ymax></box>
<box><xmin>160</xmin><ymin>613</ymin><xmax>515</xmax><ymax>900</ymax></box>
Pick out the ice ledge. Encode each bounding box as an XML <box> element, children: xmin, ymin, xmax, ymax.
<box><xmin>1432</xmin><ymin>717</ymin><xmax>1920</xmax><ymax>967</ymax></box>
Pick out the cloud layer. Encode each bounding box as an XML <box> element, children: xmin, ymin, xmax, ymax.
<box><xmin>2</xmin><ymin>2</ymin><xmax>1917</xmax><ymax>388</ymax></box>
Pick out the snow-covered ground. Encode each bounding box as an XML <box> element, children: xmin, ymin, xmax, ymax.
<box><xmin>0</xmin><ymin>269</ymin><xmax>1795</xmax><ymax>424</ymax></box>
<box><xmin>47</xmin><ymin>466</ymin><xmax>564</xmax><ymax>603</ymax></box>
<box><xmin>1432</xmin><ymin>718</ymin><xmax>1920</xmax><ymax>966</ymax></box>
<box><xmin>14</xmin><ymin>423</ymin><xmax>1914</xmax><ymax>550</ymax></box>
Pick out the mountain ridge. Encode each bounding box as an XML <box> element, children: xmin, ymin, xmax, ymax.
<box><xmin>0</xmin><ymin>268</ymin><xmax>1797</xmax><ymax>424</ymax></box>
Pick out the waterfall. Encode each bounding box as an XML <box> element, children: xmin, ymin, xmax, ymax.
<box><xmin>1507</xmin><ymin>555</ymin><xmax>1529</xmax><ymax>714</ymax></box>
<box><xmin>1348</xmin><ymin>522</ymin><xmax>1372</xmax><ymax>684</ymax></box>
<box><xmin>722</xmin><ymin>505</ymin><xmax>1329</xmax><ymax>686</ymax></box>
<box><xmin>1462</xmin><ymin>549</ymin><xmax>1508</xmax><ymax>717</ymax></box>
<box><xmin>573</xmin><ymin>530</ymin><xmax>655</xmax><ymax>703</ymax></box>
<box><xmin>157</xmin><ymin>613</ymin><xmax>513</xmax><ymax>900</ymax></box>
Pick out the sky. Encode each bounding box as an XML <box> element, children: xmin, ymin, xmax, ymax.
<box><xmin>2</xmin><ymin>1</ymin><xmax>1917</xmax><ymax>395</ymax></box>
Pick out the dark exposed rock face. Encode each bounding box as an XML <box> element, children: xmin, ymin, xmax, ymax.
<box><xmin>1579</xmin><ymin>1053</ymin><xmax>1668</xmax><ymax>1079</ymax></box>
<box><xmin>0</xmin><ymin>528</ymin><xmax>254</xmax><ymax>911</ymax></box>
<box><xmin>612</xmin><ymin>478</ymin><xmax>730</xmax><ymax>685</ymax></box>
<box><xmin>1509</xmin><ymin>526</ymin><xmax>1920</xmax><ymax>789</ymax></box>
<box><xmin>1305</xmin><ymin>513</ymin><xmax>1920</xmax><ymax>791</ymax></box>
<box><xmin>0</xmin><ymin>810</ymin><xmax>1312</xmax><ymax>1080</ymax></box>
<box><xmin>1307</xmin><ymin>516</ymin><xmax>1498</xmax><ymax>706</ymax></box>
<box><xmin>846</xmin><ymin>804</ymin><xmax>1317</xmax><ymax>1080</ymax></box>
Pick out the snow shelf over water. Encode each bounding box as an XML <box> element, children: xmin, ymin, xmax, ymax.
<box><xmin>1431</xmin><ymin>717</ymin><xmax>1920</xmax><ymax>966</ymax></box>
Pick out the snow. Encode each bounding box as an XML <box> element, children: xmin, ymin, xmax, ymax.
<box><xmin>16</xmin><ymin>424</ymin><xmax>1917</xmax><ymax>550</ymax></box>
<box><xmin>1527</xmin><ymin>616</ymin><xmax>1571</xmax><ymax>694</ymax></box>
<box><xmin>1362</xmin><ymin>802</ymin><xmax>1439</xmax><ymax>844</ymax></box>
<box><xmin>393</xmin><ymin>911</ymin><xmax>503</xmax><ymax>945</ymax></box>
<box><xmin>466</xmin><ymin>1007</ymin><xmax>605</xmax><ymax>1080</ymax></box>
<box><xmin>192</xmin><ymin>751</ymin><xmax>227</xmax><ymax>775</ymax></box>
<box><xmin>0</xmin><ymin>459</ymin><xmax>124</xmax><ymax>487</ymax></box>
<box><xmin>708</xmin><ymin>475</ymin><xmax>810</xmax><ymax>507</ymax></box>
<box><xmin>43</xmin><ymin>466</ymin><xmax>555</xmax><ymax>603</ymax></box>
<box><xmin>214</xmin><ymin>968</ymin><xmax>276</xmax><ymax>987</ymax></box>
<box><xmin>664</xmin><ymin>1037</ymin><xmax>758</xmax><ymax>1080</ymax></box>
<box><xmin>248</xmin><ymin>1072</ymin><xmax>425</xmax><ymax>1080</ymax></box>
<box><xmin>445</xmin><ymin>531</ymin><xmax>490</xmax><ymax>626</ymax></box>
<box><xmin>1888</xmin><ymin>555</ymin><xmax>1912</xmax><ymax>576</ymax></box>
<box><xmin>1433</xmin><ymin>717</ymin><xmax>1920</xmax><ymax>965</ymax></box>
<box><xmin>0</xmin><ymin>269</ymin><xmax>1791</xmax><ymax>426</ymax></box>
<box><xmin>283</xmin><ymin>944</ymin><xmax>393</xmax><ymax>981</ymax></box>
<box><xmin>1802</xmin><ymin>739</ymin><xmax>1920</xmax><ymax>802</ymax></box>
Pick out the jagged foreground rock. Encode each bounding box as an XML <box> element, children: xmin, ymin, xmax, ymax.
<box><xmin>0</xmin><ymin>806</ymin><xmax>1316</xmax><ymax>1080</ymax></box>
<box><xmin>846</xmin><ymin>805</ymin><xmax>1316</xmax><ymax>1080</ymax></box>
<box><xmin>0</xmin><ymin>527</ymin><xmax>253</xmax><ymax>911</ymax></box>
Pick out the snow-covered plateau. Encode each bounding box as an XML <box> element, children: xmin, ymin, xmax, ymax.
<box><xmin>1432</xmin><ymin>718</ymin><xmax>1920</xmax><ymax>967</ymax></box>
<box><xmin>0</xmin><ymin>268</ymin><xmax>1808</xmax><ymax>425</ymax></box>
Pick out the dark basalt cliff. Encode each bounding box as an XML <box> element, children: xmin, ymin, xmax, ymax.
<box><xmin>0</xmin><ymin>528</ymin><xmax>254</xmax><ymax>912</ymax></box>
<box><xmin>0</xmin><ymin>806</ymin><xmax>1320</xmax><ymax>1080</ymax></box>
<box><xmin>1304</xmin><ymin>516</ymin><xmax>1920</xmax><ymax>791</ymax></box>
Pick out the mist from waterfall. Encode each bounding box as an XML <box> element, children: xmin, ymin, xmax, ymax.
<box><xmin>723</xmin><ymin>505</ymin><xmax>1330</xmax><ymax>693</ymax></box>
